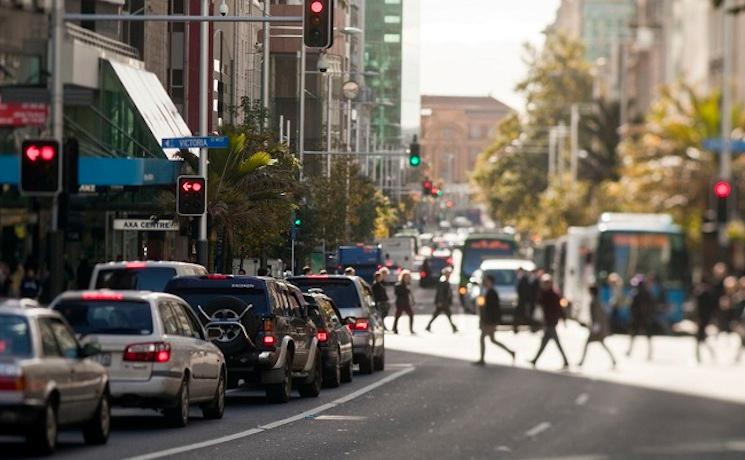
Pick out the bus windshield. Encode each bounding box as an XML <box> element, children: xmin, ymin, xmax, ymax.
<box><xmin>596</xmin><ymin>231</ymin><xmax>687</xmax><ymax>285</ymax></box>
<box><xmin>460</xmin><ymin>238</ymin><xmax>519</xmax><ymax>279</ymax></box>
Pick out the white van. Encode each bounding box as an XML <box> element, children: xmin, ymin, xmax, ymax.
<box><xmin>379</xmin><ymin>237</ymin><xmax>417</xmax><ymax>283</ymax></box>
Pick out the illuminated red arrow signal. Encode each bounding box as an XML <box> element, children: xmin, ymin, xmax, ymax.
<box><xmin>20</xmin><ymin>139</ymin><xmax>60</xmax><ymax>196</ymax></box>
<box><xmin>25</xmin><ymin>145</ymin><xmax>40</xmax><ymax>161</ymax></box>
<box><xmin>177</xmin><ymin>176</ymin><xmax>206</xmax><ymax>216</ymax></box>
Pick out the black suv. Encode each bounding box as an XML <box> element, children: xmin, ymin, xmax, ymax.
<box><xmin>164</xmin><ymin>275</ymin><xmax>322</xmax><ymax>403</ymax></box>
<box><xmin>304</xmin><ymin>292</ymin><xmax>354</xmax><ymax>388</ymax></box>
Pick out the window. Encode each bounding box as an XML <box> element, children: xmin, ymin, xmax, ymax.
<box><xmin>55</xmin><ymin>301</ymin><xmax>153</xmax><ymax>336</ymax></box>
<box><xmin>159</xmin><ymin>302</ymin><xmax>181</xmax><ymax>335</ymax></box>
<box><xmin>173</xmin><ymin>302</ymin><xmax>202</xmax><ymax>339</ymax></box>
<box><xmin>384</xmin><ymin>16</ymin><xmax>401</xmax><ymax>24</ymax></box>
<box><xmin>38</xmin><ymin>319</ymin><xmax>62</xmax><ymax>358</ymax></box>
<box><xmin>49</xmin><ymin>320</ymin><xmax>79</xmax><ymax>360</ymax></box>
<box><xmin>384</xmin><ymin>34</ymin><xmax>401</xmax><ymax>43</ymax></box>
<box><xmin>0</xmin><ymin>315</ymin><xmax>31</xmax><ymax>358</ymax></box>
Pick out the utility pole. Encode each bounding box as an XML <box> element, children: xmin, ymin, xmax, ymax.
<box><xmin>49</xmin><ymin>0</ymin><xmax>65</xmax><ymax>296</ymax></box>
<box><xmin>262</xmin><ymin>0</ymin><xmax>271</xmax><ymax>118</ymax></box>
<box><xmin>570</xmin><ymin>104</ymin><xmax>579</xmax><ymax>183</ymax></box>
<box><xmin>548</xmin><ymin>127</ymin><xmax>556</xmax><ymax>178</ymax></box>
<box><xmin>299</xmin><ymin>45</ymin><xmax>306</xmax><ymax>180</ymax></box>
<box><xmin>721</xmin><ymin>0</ymin><xmax>734</xmax><ymax>182</ymax></box>
<box><xmin>198</xmin><ymin>0</ymin><xmax>209</xmax><ymax>268</ymax></box>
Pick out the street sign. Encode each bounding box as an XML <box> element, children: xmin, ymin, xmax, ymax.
<box><xmin>161</xmin><ymin>136</ymin><xmax>229</xmax><ymax>150</ymax></box>
<box><xmin>113</xmin><ymin>219</ymin><xmax>180</xmax><ymax>231</ymax></box>
<box><xmin>702</xmin><ymin>138</ymin><xmax>745</xmax><ymax>153</ymax></box>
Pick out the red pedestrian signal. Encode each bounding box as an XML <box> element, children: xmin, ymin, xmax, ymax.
<box><xmin>20</xmin><ymin>139</ymin><xmax>60</xmax><ymax>196</ymax></box>
<box><xmin>714</xmin><ymin>180</ymin><xmax>732</xmax><ymax>199</ymax></box>
<box><xmin>304</xmin><ymin>0</ymin><xmax>333</xmax><ymax>49</ymax></box>
<box><xmin>177</xmin><ymin>176</ymin><xmax>207</xmax><ymax>216</ymax></box>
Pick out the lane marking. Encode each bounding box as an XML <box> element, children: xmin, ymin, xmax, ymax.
<box><xmin>525</xmin><ymin>421</ymin><xmax>552</xmax><ymax>438</ymax></box>
<box><xmin>575</xmin><ymin>393</ymin><xmax>590</xmax><ymax>406</ymax></box>
<box><xmin>312</xmin><ymin>415</ymin><xmax>368</xmax><ymax>421</ymax></box>
<box><xmin>125</xmin><ymin>366</ymin><xmax>415</xmax><ymax>460</ymax></box>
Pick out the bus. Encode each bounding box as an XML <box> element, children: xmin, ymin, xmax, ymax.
<box><xmin>337</xmin><ymin>244</ymin><xmax>383</xmax><ymax>284</ymax></box>
<box><xmin>555</xmin><ymin>213</ymin><xmax>689</xmax><ymax>328</ymax></box>
<box><xmin>453</xmin><ymin>232</ymin><xmax>520</xmax><ymax>312</ymax></box>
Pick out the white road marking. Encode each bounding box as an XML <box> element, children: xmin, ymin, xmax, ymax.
<box><xmin>125</xmin><ymin>366</ymin><xmax>415</xmax><ymax>460</ymax></box>
<box><xmin>525</xmin><ymin>421</ymin><xmax>552</xmax><ymax>438</ymax></box>
<box><xmin>313</xmin><ymin>415</ymin><xmax>368</xmax><ymax>421</ymax></box>
<box><xmin>575</xmin><ymin>393</ymin><xmax>590</xmax><ymax>406</ymax></box>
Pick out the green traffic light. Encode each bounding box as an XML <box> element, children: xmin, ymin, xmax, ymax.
<box><xmin>437</xmin><ymin>189</ymin><xmax>443</xmax><ymax>197</ymax></box>
<box><xmin>409</xmin><ymin>155</ymin><xmax>421</xmax><ymax>167</ymax></box>
<box><xmin>294</xmin><ymin>218</ymin><xmax>302</xmax><ymax>227</ymax></box>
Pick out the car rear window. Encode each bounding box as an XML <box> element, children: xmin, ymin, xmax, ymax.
<box><xmin>290</xmin><ymin>280</ymin><xmax>361</xmax><ymax>310</ymax></box>
<box><xmin>0</xmin><ymin>315</ymin><xmax>32</xmax><ymax>358</ymax></box>
<box><xmin>94</xmin><ymin>267</ymin><xmax>178</xmax><ymax>291</ymax></box>
<box><xmin>167</xmin><ymin>288</ymin><xmax>269</xmax><ymax>316</ymax></box>
<box><xmin>484</xmin><ymin>269</ymin><xmax>518</xmax><ymax>286</ymax></box>
<box><xmin>55</xmin><ymin>301</ymin><xmax>154</xmax><ymax>336</ymax></box>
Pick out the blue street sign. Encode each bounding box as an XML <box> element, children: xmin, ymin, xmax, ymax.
<box><xmin>702</xmin><ymin>138</ymin><xmax>745</xmax><ymax>153</ymax></box>
<box><xmin>161</xmin><ymin>136</ymin><xmax>229</xmax><ymax>150</ymax></box>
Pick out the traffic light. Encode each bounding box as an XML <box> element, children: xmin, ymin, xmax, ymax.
<box><xmin>714</xmin><ymin>180</ymin><xmax>732</xmax><ymax>223</ymax></box>
<box><xmin>177</xmin><ymin>176</ymin><xmax>206</xmax><ymax>216</ymax></box>
<box><xmin>409</xmin><ymin>135</ymin><xmax>421</xmax><ymax>167</ymax></box>
<box><xmin>294</xmin><ymin>216</ymin><xmax>303</xmax><ymax>228</ymax></box>
<box><xmin>422</xmin><ymin>178</ymin><xmax>433</xmax><ymax>194</ymax></box>
<box><xmin>304</xmin><ymin>0</ymin><xmax>333</xmax><ymax>49</ymax></box>
<box><xmin>20</xmin><ymin>139</ymin><xmax>61</xmax><ymax>196</ymax></box>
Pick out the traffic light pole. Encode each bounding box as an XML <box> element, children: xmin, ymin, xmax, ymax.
<box><xmin>49</xmin><ymin>0</ymin><xmax>65</xmax><ymax>298</ymax></box>
<box><xmin>198</xmin><ymin>0</ymin><xmax>209</xmax><ymax>269</ymax></box>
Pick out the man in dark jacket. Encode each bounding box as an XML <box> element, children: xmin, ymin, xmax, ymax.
<box><xmin>694</xmin><ymin>276</ymin><xmax>717</xmax><ymax>363</ymax></box>
<box><xmin>371</xmin><ymin>271</ymin><xmax>390</xmax><ymax>329</ymax></box>
<box><xmin>474</xmin><ymin>275</ymin><xmax>516</xmax><ymax>365</ymax></box>
<box><xmin>529</xmin><ymin>274</ymin><xmax>569</xmax><ymax>369</ymax></box>
<box><xmin>514</xmin><ymin>267</ymin><xmax>532</xmax><ymax>333</ymax></box>
<box><xmin>426</xmin><ymin>268</ymin><xmax>458</xmax><ymax>333</ymax></box>
<box><xmin>627</xmin><ymin>274</ymin><xmax>654</xmax><ymax>360</ymax></box>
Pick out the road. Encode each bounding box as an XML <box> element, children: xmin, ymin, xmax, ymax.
<box><xmin>2</xmin><ymin>283</ymin><xmax>745</xmax><ymax>459</ymax></box>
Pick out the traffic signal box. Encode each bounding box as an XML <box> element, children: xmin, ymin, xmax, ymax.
<box><xmin>20</xmin><ymin>139</ymin><xmax>61</xmax><ymax>196</ymax></box>
<box><xmin>304</xmin><ymin>0</ymin><xmax>334</xmax><ymax>49</ymax></box>
<box><xmin>409</xmin><ymin>138</ymin><xmax>421</xmax><ymax>167</ymax></box>
<box><xmin>177</xmin><ymin>176</ymin><xmax>207</xmax><ymax>216</ymax></box>
<box><xmin>714</xmin><ymin>180</ymin><xmax>732</xmax><ymax>224</ymax></box>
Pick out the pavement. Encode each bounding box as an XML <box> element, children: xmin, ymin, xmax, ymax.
<box><xmin>2</xmin><ymin>283</ymin><xmax>744</xmax><ymax>459</ymax></box>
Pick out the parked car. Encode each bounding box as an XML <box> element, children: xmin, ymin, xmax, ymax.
<box><xmin>467</xmin><ymin>259</ymin><xmax>537</xmax><ymax>324</ymax></box>
<box><xmin>0</xmin><ymin>303</ymin><xmax>110</xmax><ymax>454</ymax></box>
<box><xmin>51</xmin><ymin>290</ymin><xmax>226</xmax><ymax>427</ymax></box>
<box><xmin>164</xmin><ymin>275</ymin><xmax>322</xmax><ymax>403</ymax></box>
<box><xmin>288</xmin><ymin>275</ymin><xmax>385</xmax><ymax>374</ymax></box>
<box><xmin>89</xmin><ymin>261</ymin><xmax>208</xmax><ymax>292</ymax></box>
<box><xmin>304</xmin><ymin>291</ymin><xmax>354</xmax><ymax>387</ymax></box>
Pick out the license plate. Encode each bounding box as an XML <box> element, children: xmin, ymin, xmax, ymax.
<box><xmin>94</xmin><ymin>353</ymin><xmax>111</xmax><ymax>367</ymax></box>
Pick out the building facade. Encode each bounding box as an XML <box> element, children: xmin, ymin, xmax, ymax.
<box><xmin>419</xmin><ymin>96</ymin><xmax>512</xmax><ymax>186</ymax></box>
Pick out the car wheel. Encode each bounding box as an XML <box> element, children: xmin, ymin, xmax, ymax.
<box><xmin>358</xmin><ymin>349</ymin><xmax>374</xmax><ymax>375</ymax></box>
<box><xmin>266</xmin><ymin>355</ymin><xmax>292</xmax><ymax>404</ymax></box>
<box><xmin>27</xmin><ymin>400</ymin><xmax>57</xmax><ymax>455</ymax></box>
<box><xmin>374</xmin><ymin>350</ymin><xmax>385</xmax><ymax>371</ymax></box>
<box><xmin>299</xmin><ymin>351</ymin><xmax>322</xmax><ymax>398</ymax></box>
<box><xmin>340</xmin><ymin>357</ymin><xmax>353</xmax><ymax>383</ymax></box>
<box><xmin>164</xmin><ymin>377</ymin><xmax>190</xmax><ymax>428</ymax></box>
<box><xmin>82</xmin><ymin>391</ymin><xmax>111</xmax><ymax>445</ymax></box>
<box><xmin>201</xmin><ymin>371</ymin><xmax>225</xmax><ymax>420</ymax></box>
<box><xmin>323</xmin><ymin>349</ymin><xmax>342</xmax><ymax>388</ymax></box>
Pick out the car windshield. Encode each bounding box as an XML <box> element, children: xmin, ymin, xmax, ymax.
<box><xmin>55</xmin><ymin>301</ymin><xmax>153</xmax><ymax>336</ymax></box>
<box><xmin>168</xmin><ymin>288</ymin><xmax>269</xmax><ymax>318</ymax></box>
<box><xmin>0</xmin><ymin>315</ymin><xmax>32</xmax><ymax>358</ymax></box>
<box><xmin>484</xmin><ymin>269</ymin><xmax>518</xmax><ymax>286</ymax></box>
<box><xmin>95</xmin><ymin>267</ymin><xmax>177</xmax><ymax>291</ymax></box>
<box><xmin>290</xmin><ymin>280</ymin><xmax>361</xmax><ymax>310</ymax></box>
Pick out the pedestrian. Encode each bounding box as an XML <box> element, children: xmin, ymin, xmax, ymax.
<box><xmin>372</xmin><ymin>271</ymin><xmax>390</xmax><ymax>329</ymax></box>
<box><xmin>577</xmin><ymin>285</ymin><xmax>617</xmax><ymax>368</ymax></box>
<box><xmin>426</xmin><ymin>267</ymin><xmax>458</xmax><ymax>333</ymax></box>
<box><xmin>528</xmin><ymin>268</ymin><xmax>543</xmax><ymax>332</ymax></box>
<box><xmin>627</xmin><ymin>274</ymin><xmax>654</xmax><ymax>360</ymax></box>
<box><xmin>694</xmin><ymin>276</ymin><xmax>717</xmax><ymax>363</ymax></box>
<box><xmin>717</xmin><ymin>275</ymin><xmax>738</xmax><ymax>338</ymax></box>
<box><xmin>529</xmin><ymin>274</ymin><xmax>570</xmax><ymax>369</ymax></box>
<box><xmin>392</xmin><ymin>270</ymin><xmax>415</xmax><ymax>334</ymax></box>
<box><xmin>319</xmin><ymin>269</ymin><xmax>328</xmax><ymax>275</ymax></box>
<box><xmin>0</xmin><ymin>261</ymin><xmax>11</xmax><ymax>297</ymax></box>
<box><xmin>735</xmin><ymin>307</ymin><xmax>745</xmax><ymax>364</ymax></box>
<box><xmin>514</xmin><ymin>267</ymin><xmax>532</xmax><ymax>333</ymax></box>
<box><xmin>237</xmin><ymin>268</ymin><xmax>246</xmax><ymax>275</ymax></box>
<box><xmin>19</xmin><ymin>265</ymin><xmax>41</xmax><ymax>300</ymax></box>
<box><xmin>607</xmin><ymin>272</ymin><xmax>626</xmax><ymax>331</ymax></box>
<box><xmin>474</xmin><ymin>274</ymin><xmax>515</xmax><ymax>365</ymax></box>
<box><xmin>76</xmin><ymin>257</ymin><xmax>92</xmax><ymax>290</ymax></box>
<box><xmin>647</xmin><ymin>273</ymin><xmax>670</xmax><ymax>334</ymax></box>
<box><xmin>344</xmin><ymin>266</ymin><xmax>356</xmax><ymax>276</ymax></box>
<box><xmin>302</xmin><ymin>266</ymin><xmax>312</xmax><ymax>275</ymax></box>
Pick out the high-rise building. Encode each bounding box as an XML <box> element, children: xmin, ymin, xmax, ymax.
<box><xmin>365</xmin><ymin>0</ymin><xmax>404</xmax><ymax>148</ymax></box>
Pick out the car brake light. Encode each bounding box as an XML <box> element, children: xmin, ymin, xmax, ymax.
<box><xmin>125</xmin><ymin>262</ymin><xmax>147</xmax><ymax>269</ymax></box>
<box><xmin>317</xmin><ymin>330</ymin><xmax>329</xmax><ymax>343</ymax></box>
<box><xmin>420</xmin><ymin>271</ymin><xmax>427</xmax><ymax>278</ymax></box>
<box><xmin>123</xmin><ymin>342</ymin><xmax>171</xmax><ymax>363</ymax></box>
<box><xmin>0</xmin><ymin>376</ymin><xmax>25</xmax><ymax>391</ymax></box>
<box><xmin>205</xmin><ymin>274</ymin><xmax>231</xmax><ymax>280</ymax></box>
<box><xmin>263</xmin><ymin>335</ymin><xmax>276</xmax><ymax>347</ymax></box>
<box><xmin>82</xmin><ymin>292</ymin><xmax>124</xmax><ymax>301</ymax></box>
<box><xmin>353</xmin><ymin>318</ymin><xmax>369</xmax><ymax>331</ymax></box>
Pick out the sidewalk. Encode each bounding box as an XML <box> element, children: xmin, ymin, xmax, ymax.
<box><xmin>384</xmin><ymin>314</ymin><xmax>745</xmax><ymax>404</ymax></box>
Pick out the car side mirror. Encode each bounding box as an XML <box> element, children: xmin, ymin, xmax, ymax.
<box><xmin>80</xmin><ymin>343</ymin><xmax>101</xmax><ymax>358</ymax></box>
<box><xmin>206</xmin><ymin>327</ymin><xmax>222</xmax><ymax>340</ymax></box>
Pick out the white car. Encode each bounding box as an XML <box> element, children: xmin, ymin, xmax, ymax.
<box><xmin>468</xmin><ymin>259</ymin><xmax>537</xmax><ymax>323</ymax></box>
<box><xmin>51</xmin><ymin>290</ymin><xmax>226</xmax><ymax>427</ymax></box>
<box><xmin>88</xmin><ymin>261</ymin><xmax>208</xmax><ymax>292</ymax></box>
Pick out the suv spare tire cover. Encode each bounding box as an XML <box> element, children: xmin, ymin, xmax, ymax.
<box><xmin>201</xmin><ymin>296</ymin><xmax>262</xmax><ymax>354</ymax></box>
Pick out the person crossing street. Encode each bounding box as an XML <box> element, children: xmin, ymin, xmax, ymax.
<box><xmin>530</xmin><ymin>274</ymin><xmax>570</xmax><ymax>369</ymax></box>
<box><xmin>426</xmin><ymin>267</ymin><xmax>458</xmax><ymax>333</ymax></box>
<box><xmin>474</xmin><ymin>274</ymin><xmax>515</xmax><ymax>365</ymax></box>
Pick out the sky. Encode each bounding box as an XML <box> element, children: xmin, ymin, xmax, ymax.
<box><xmin>415</xmin><ymin>0</ymin><xmax>561</xmax><ymax>112</ymax></box>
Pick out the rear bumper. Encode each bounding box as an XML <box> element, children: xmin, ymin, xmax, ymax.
<box><xmin>110</xmin><ymin>375</ymin><xmax>183</xmax><ymax>408</ymax></box>
<box><xmin>352</xmin><ymin>333</ymin><xmax>373</xmax><ymax>360</ymax></box>
<box><xmin>0</xmin><ymin>402</ymin><xmax>44</xmax><ymax>431</ymax></box>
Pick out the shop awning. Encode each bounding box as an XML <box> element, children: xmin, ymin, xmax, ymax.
<box><xmin>106</xmin><ymin>59</ymin><xmax>196</xmax><ymax>160</ymax></box>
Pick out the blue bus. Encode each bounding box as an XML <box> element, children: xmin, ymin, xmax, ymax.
<box><xmin>337</xmin><ymin>245</ymin><xmax>383</xmax><ymax>283</ymax></box>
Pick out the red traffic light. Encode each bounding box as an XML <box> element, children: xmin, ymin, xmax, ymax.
<box><xmin>423</xmin><ymin>180</ymin><xmax>433</xmax><ymax>190</ymax></box>
<box><xmin>714</xmin><ymin>180</ymin><xmax>732</xmax><ymax>199</ymax></box>
<box><xmin>24</xmin><ymin>144</ymin><xmax>57</xmax><ymax>162</ymax></box>
<box><xmin>181</xmin><ymin>180</ymin><xmax>203</xmax><ymax>193</ymax></box>
<box><xmin>310</xmin><ymin>0</ymin><xmax>324</xmax><ymax>13</ymax></box>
